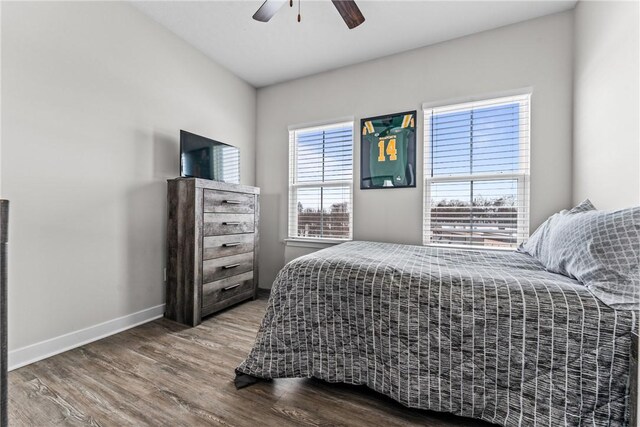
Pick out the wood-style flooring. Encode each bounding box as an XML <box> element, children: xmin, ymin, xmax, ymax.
<box><xmin>9</xmin><ymin>295</ymin><xmax>491</xmax><ymax>426</ymax></box>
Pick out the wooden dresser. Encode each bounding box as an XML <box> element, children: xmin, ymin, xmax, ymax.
<box><xmin>166</xmin><ymin>178</ymin><xmax>259</xmax><ymax>326</ymax></box>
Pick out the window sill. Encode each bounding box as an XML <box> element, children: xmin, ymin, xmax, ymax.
<box><xmin>284</xmin><ymin>238</ymin><xmax>350</xmax><ymax>249</ymax></box>
<box><xmin>425</xmin><ymin>243</ymin><xmax>516</xmax><ymax>252</ymax></box>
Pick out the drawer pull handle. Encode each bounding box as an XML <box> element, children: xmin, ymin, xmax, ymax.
<box><xmin>222</xmin><ymin>222</ymin><xmax>241</xmax><ymax>226</ymax></box>
<box><xmin>223</xmin><ymin>200</ymin><xmax>242</xmax><ymax>205</ymax></box>
<box><xmin>222</xmin><ymin>283</ymin><xmax>241</xmax><ymax>291</ymax></box>
<box><xmin>222</xmin><ymin>242</ymin><xmax>241</xmax><ymax>247</ymax></box>
<box><xmin>222</xmin><ymin>263</ymin><xmax>240</xmax><ymax>269</ymax></box>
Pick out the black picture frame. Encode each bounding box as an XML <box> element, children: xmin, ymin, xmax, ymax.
<box><xmin>360</xmin><ymin>110</ymin><xmax>417</xmax><ymax>190</ymax></box>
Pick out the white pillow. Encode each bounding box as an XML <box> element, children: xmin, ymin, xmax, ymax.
<box><xmin>543</xmin><ymin>206</ymin><xmax>639</xmax><ymax>310</ymax></box>
<box><xmin>518</xmin><ymin>199</ymin><xmax>596</xmax><ymax>260</ymax></box>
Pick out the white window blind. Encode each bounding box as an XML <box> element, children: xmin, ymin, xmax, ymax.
<box><xmin>289</xmin><ymin>121</ymin><xmax>353</xmax><ymax>240</ymax></box>
<box><xmin>423</xmin><ymin>94</ymin><xmax>530</xmax><ymax>249</ymax></box>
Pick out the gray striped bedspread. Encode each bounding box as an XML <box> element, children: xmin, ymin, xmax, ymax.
<box><xmin>236</xmin><ymin>241</ymin><xmax>638</xmax><ymax>426</ymax></box>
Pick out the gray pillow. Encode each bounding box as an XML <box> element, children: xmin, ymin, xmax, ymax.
<box><xmin>519</xmin><ymin>199</ymin><xmax>596</xmax><ymax>260</ymax></box>
<box><xmin>567</xmin><ymin>198</ymin><xmax>597</xmax><ymax>213</ymax></box>
<box><xmin>544</xmin><ymin>206</ymin><xmax>640</xmax><ymax>310</ymax></box>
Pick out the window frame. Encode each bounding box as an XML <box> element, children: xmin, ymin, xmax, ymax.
<box><xmin>422</xmin><ymin>93</ymin><xmax>531</xmax><ymax>250</ymax></box>
<box><xmin>288</xmin><ymin>119</ymin><xmax>355</xmax><ymax>243</ymax></box>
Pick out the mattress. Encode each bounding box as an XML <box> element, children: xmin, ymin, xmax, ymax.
<box><xmin>236</xmin><ymin>241</ymin><xmax>637</xmax><ymax>426</ymax></box>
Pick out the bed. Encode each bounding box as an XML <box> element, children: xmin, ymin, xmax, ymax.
<box><xmin>236</xmin><ymin>241</ymin><xmax>637</xmax><ymax>426</ymax></box>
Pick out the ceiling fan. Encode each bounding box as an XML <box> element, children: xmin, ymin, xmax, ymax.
<box><xmin>253</xmin><ymin>0</ymin><xmax>365</xmax><ymax>29</ymax></box>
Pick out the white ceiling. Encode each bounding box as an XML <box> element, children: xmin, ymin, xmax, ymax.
<box><xmin>132</xmin><ymin>0</ymin><xmax>577</xmax><ymax>88</ymax></box>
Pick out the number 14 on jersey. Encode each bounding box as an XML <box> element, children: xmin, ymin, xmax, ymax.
<box><xmin>377</xmin><ymin>138</ymin><xmax>397</xmax><ymax>162</ymax></box>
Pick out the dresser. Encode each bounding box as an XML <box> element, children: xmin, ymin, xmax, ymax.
<box><xmin>166</xmin><ymin>178</ymin><xmax>259</xmax><ymax>326</ymax></box>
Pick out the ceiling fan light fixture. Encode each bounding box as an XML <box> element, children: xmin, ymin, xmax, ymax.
<box><xmin>252</xmin><ymin>0</ymin><xmax>364</xmax><ymax>29</ymax></box>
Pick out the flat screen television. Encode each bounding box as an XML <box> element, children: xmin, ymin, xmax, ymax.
<box><xmin>180</xmin><ymin>130</ymin><xmax>240</xmax><ymax>184</ymax></box>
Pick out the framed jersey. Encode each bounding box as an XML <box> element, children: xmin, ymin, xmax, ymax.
<box><xmin>360</xmin><ymin>110</ymin><xmax>417</xmax><ymax>189</ymax></box>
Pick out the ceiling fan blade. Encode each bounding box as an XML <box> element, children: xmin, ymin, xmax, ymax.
<box><xmin>331</xmin><ymin>0</ymin><xmax>365</xmax><ymax>29</ymax></box>
<box><xmin>253</xmin><ymin>0</ymin><xmax>287</xmax><ymax>22</ymax></box>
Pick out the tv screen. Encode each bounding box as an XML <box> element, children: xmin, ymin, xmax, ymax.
<box><xmin>180</xmin><ymin>130</ymin><xmax>240</xmax><ymax>184</ymax></box>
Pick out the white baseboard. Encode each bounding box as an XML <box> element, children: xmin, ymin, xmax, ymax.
<box><xmin>8</xmin><ymin>304</ymin><xmax>166</xmax><ymax>371</ymax></box>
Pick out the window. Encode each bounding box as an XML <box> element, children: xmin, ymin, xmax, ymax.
<box><xmin>289</xmin><ymin>121</ymin><xmax>353</xmax><ymax>241</ymax></box>
<box><xmin>423</xmin><ymin>94</ymin><xmax>530</xmax><ymax>249</ymax></box>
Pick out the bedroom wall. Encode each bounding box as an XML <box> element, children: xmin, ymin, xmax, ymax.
<box><xmin>572</xmin><ymin>0</ymin><xmax>640</xmax><ymax>209</ymax></box>
<box><xmin>256</xmin><ymin>11</ymin><xmax>575</xmax><ymax>288</ymax></box>
<box><xmin>1</xmin><ymin>2</ymin><xmax>256</xmax><ymax>361</ymax></box>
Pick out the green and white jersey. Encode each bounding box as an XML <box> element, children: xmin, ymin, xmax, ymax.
<box><xmin>362</xmin><ymin>113</ymin><xmax>415</xmax><ymax>187</ymax></box>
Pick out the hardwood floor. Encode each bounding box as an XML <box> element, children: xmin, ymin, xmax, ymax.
<box><xmin>9</xmin><ymin>296</ymin><xmax>491</xmax><ymax>426</ymax></box>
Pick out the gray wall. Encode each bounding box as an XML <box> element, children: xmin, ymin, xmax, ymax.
<box><xmin>1</xmin><ymin>2</ymin><xmax>256</xmax><ymax>350</ymax></box>
<box><xmin>572</xmin><ymin>0</ymin><xmax>639</xmax><ymax>209</ymax></box>
<box><xmin>256</xmin><ymin>11</ymin><xmax>575</xmax><ymax>288</ymax></box>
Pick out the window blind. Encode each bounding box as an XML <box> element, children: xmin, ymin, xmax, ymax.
<box><xmin>289</xmin><ymin>121</ymin><xmax>353</xmax><ymax>240</ymax></box>
<box><xmin>423</xmin><ymin>94</ymin><xmax>530</xmax><ymax>249</ymax></box>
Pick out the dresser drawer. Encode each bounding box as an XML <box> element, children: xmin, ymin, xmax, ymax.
<box><xmin>202</xmin><ymin>272</ymin><xmax>254</xmax><ymax>317</ymax></box>
<box><xmin>203</xmin><ymin>213</ymin><xmax>254</xmax><ymax>236</ymax></box>
<box><xmin>203</xmin><ymin>234</ymin><xmax>254</xmax><ymax>260</ymax></box>
<box><xmin>204</xmin><ymin>190</ymin><xmax>255</xmax><ymax>214</ymax></box>
<box><xmin>203</xmin><ymin>252</ymin><xmax>253</xmax><ymax>283</ymax></box>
